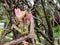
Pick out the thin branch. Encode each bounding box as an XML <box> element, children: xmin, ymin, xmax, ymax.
<box><xmin>35</xmin><ymin>27</ymin><xmax>53</xmax><ymax>44</ymax></box>
<box><xmin>4</xmin><ymin>33</ymin><xmax>35</xmax><ymax>45</ymax></box>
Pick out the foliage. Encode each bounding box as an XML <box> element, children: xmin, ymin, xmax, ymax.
<box><xmin>0</xmin><ymin>0</ymin><xmax>60</xmax><ymax>45</ymax></box>
<box><xmin>0</xmin><ymin>2</ymin><xmax>9</xmax><ymax>29</ymax></box>
<box><xmin>54</xmin><ymin>25</ymin><xmax>60</xmax><ymax>37</ymax></box>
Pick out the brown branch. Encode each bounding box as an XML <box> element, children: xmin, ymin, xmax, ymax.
<box><xmin>0</xmin><ymin>29</ymin><xmax>12</xmax><ymax>45</ymax></box>
<box><xmin>29</xmin><ymin>17</ymin><xmax>35</xmax><ymax>45</ymax></box>
<box><xmin>4</xmin><ymin>33</ymin><xmax>35</xmax><ymax>45</ymax></box>
<box><xmin>41</xmin><ymin>0</ymin><xmax>54</xmax><ymax>45</ymax></box>
<box><xmin>33</xmin><ymin>9</ymin><xmax>48</xmax><ymax>31</ymax></box>
<box><xmin>35</xmin><ymin>27</ymin><xmax>53</xmax><ymax>44</ymax></box>
<box><xmin>4</xmin><ymin>35</ymin><xmax>28</xmax><ymax>45</ymax></box>
<box><xmin>48</xmin><ymin>0</ymin><xmax>60</xmax><ymax>12</ymax></box>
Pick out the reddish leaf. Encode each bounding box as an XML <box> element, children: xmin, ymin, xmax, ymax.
<box><xmin>26</xmin><ymin>13</ymin><xmax>32</xmax><ymax>20</ymax></box>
